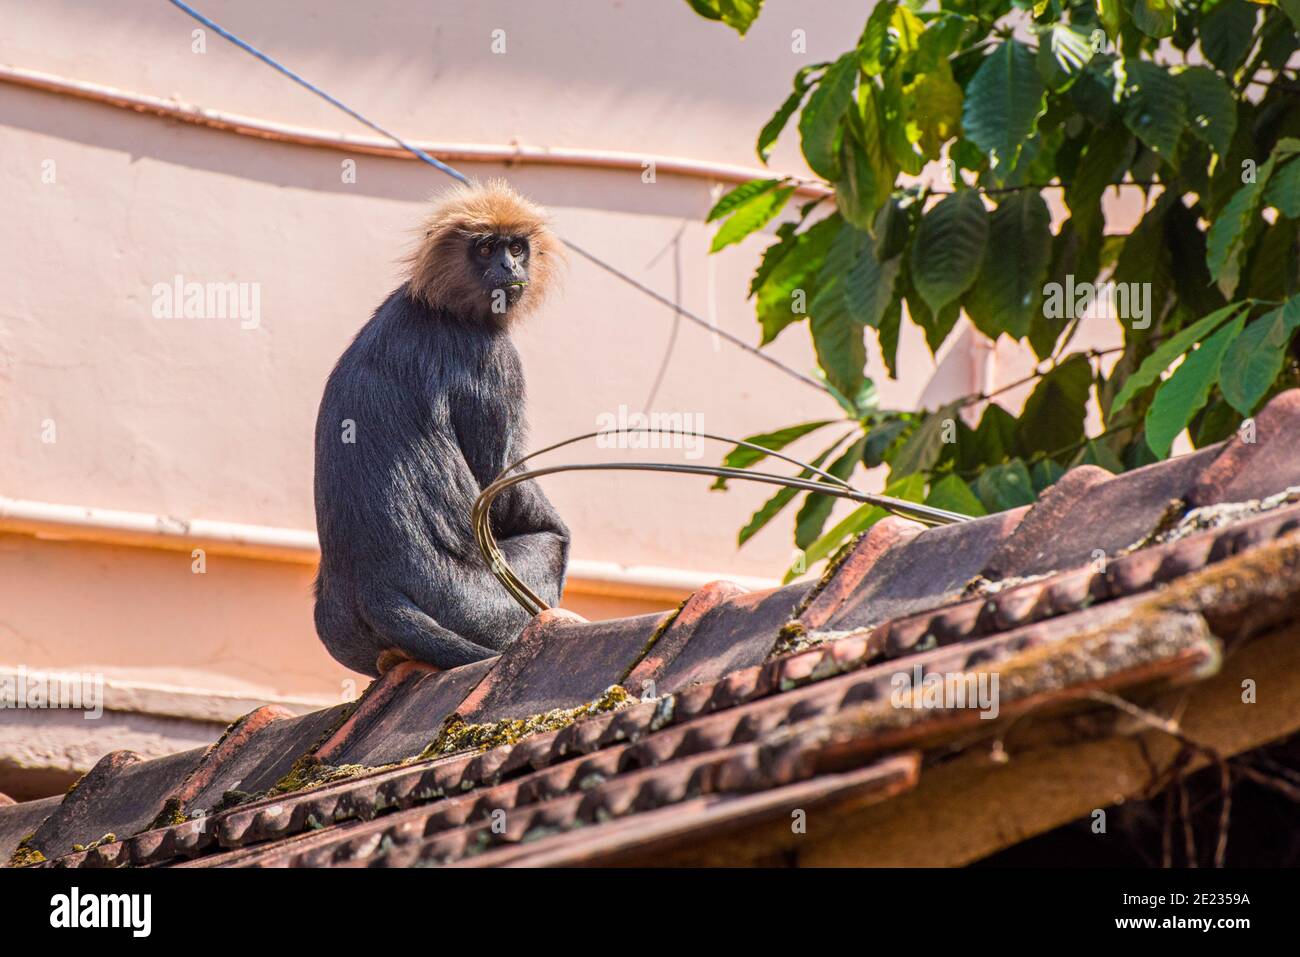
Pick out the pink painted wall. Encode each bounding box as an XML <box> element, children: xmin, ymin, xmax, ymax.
<box><xmin>0</xmin><ymin>0</ymin><xmax>1011</xmax><ymax>701</ymax></box>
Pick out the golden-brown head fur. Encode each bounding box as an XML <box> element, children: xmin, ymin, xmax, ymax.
<box><xmin>406</xmin><ymin>179</ymin><xmax>561</xmax><ymax>322</ymax></box>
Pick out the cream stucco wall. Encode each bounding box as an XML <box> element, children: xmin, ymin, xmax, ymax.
<box><xmin>0</xmin><ymin>0</ymin><xmax>995</xmax><ymax>708</ymax></box>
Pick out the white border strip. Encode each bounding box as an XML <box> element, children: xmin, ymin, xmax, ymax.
<box><xmin>0</xmin><ymin>496</ymin><xmax>779</xmax><ymax>598</ymax></box>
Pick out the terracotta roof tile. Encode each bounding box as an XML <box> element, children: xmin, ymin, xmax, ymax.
<box><xmin>1189</xmin><ymin>390</ymin><xmax>1300</xmax><ymax>506</ymax></box>
<box><xmin>212</xmin><ymin>702</ymin><xmax>355</xmax><ymax>800</ymax></box>
<box><xmin>624</xmin><ymin>579</ymin><xmax>746</xmax><ymax>695</ymax></box>
<box><xmin>817</xmin><ymin>506</ymin><xmax>1026</xmax><ymax>632</ymax></box>
<box><xmin>795</xmin><ymin>516</ymin><xmax>924</xmax><ymax>628</ymax></box>
<box><xmin>6</xmin><ymin>388</ymin><xmax>1300</xmax><ymax>868</ymax></box>
<box><xmin>171</xmin><ymin>705</ymin><xmax>296</xmax><ymax>815</ymax></box>
<box><xmin>0</xmin><ymin>794</ymin><xmax>60</xmax><ymax>864</ymax></box>
<box><xmin>981</xmin><ymin>445</ymin><xmax>1223</xmax><ymax>579</ymax></box>
<box><xmin>25</xmin><ymin>747</ymin><xmax>206</xmax><ymax>861</ymax></box>
<box><xmin>643</xmin><ymin>581</ymin><xmax>809</xmax><ymax>694</ymax></box>
<box><xmin>315</xmin><ymin>657</ymin><xmax>496</xmax><ymax>767</ymax></box>
<box><xmin>457</xmin><ymin>609</ymin><xmax>668</xmax><ymax>722</ymax></box>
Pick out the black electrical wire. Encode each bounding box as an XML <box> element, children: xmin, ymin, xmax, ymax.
<box><xmin>473</xmin><ymin>429</ymin><xmax>971</xmax><ymax>616</ymax></box>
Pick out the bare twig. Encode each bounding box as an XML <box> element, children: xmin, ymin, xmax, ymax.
<box><xmin>1215</xmin><ymin>761</ymin><xmax>1231</xmax><ymax>869</ymax></box>
<box><xmin>1180</xmin><ymin>775</ymin><xmax>1198</xmax><ymax>867</ymax></box>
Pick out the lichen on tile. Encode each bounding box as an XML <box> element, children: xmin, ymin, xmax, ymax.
<box><xmin>1125</xmin><ymin>487</ymin><xmax>1300</xmax><ymax>553</ymax></box>
<box><xmin>423</xmin><ymin>684</ymin><xmax>635</xmax><ymax>758</ymax></box>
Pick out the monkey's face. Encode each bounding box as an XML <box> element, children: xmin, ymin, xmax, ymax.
<box><xmin>469</xmin><ymin>233</ymin><xmax>531</xmax><ymax>316</ymax></box>
<box><xmin>409</xmin><ymin>181</ymin><xmax>560</xmax><ymax>321</ymax></box>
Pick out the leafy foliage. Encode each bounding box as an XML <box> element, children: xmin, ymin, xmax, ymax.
<box><xmin>690</xmin><ymin>0</ymin><xmax>1300</xmax><ymax>577</ymax></box>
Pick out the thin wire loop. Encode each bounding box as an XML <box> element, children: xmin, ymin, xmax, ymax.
<box><xmin>474</xmin><ymin>429</ymin><xmax>970</xmax><ymax>616</ymax></box>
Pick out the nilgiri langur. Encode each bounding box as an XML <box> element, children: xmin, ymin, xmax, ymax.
<box><xmin>313</xmin><ymin>180</ymin><xmax>569</xmax><ymax>676</ymax></box>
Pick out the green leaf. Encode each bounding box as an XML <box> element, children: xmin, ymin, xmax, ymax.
<box><xmin>877</xmin><ymin>296</ymin><xmax>903</xmax><ymax>376</ymax></box>
<box><xmin>1265</xmin><ymin>158</ymin><xmax>1300</xmax><ymax>218</ymax></box>
<box><xmin>908</xmin><ymin>60</ymin><xmax>965</xmax><ymax>157</ymax></box>
<box><xmin>819</xmin><ymin>369</ymin><xmax>878</xmax><ymax>419</ymax></box>
<box><xmin>789</xmin><ymin>473</ymin><xmax>926</xmax><ymax>580</ymax></box>
<box><xmin>1166</xmin><ymin>199</ymin><xmax>1225</xmax><ymax>318</ymax></box>
<box><xmin>961</xmin><ymin>402</ymin><xmax>1022</xmax><ymax>470</ymax></box>
<box><xmin>965</xmin><ymin>191</ymin><xmax>1053</xmax><ymax>341</ymax></box>
<box><xmin>800</xmin><ymin>52</ymin><xmax>860</xmax><ymax>180</ymax></box>
<box><xmin>1245</xmin><ymin>217</ymin><xmax>1300</xmax><ymax>301</ymax></box>
<box><xmin>858</xmin><ymin>1</ymin><xmax>900</xmax><ymax>75</ymax></box>
<box><xmin>925</xmin><ymin>474</ymin><xmax>988</xmax><ymax>517</ymax></box>
<box><xmin>1075</xmin><ymin>438</ymin><xmax>1125</xmax><ymax>473</ymax></box>
<box><xmin>1145</xmin><ymin>313</ymin><xmax>1245</xmax><ymax>457</ymax></box>
<box><xmin>810</xmin><ymin>223</ymin><xmax>868</xmax><ymax>397</ymax></box>
<box><xmin>1178</xmin><ymin>66</ymin><xmax>1237</xmax><ymax>158</ymax></box>
<box><xmin>973</xmin><ymin>459</ymin><xmax>1036</xmax><ymax>513</ymax></box>
<box><xmin>887</xmin><ymin>4</ymin><xmax>924</xmax><ymax>58</ymax></box>
<box><xmin>1219</xmin><ymin>301</ymin><xmax>1300</xmax><ymax>414</ymax></box>
<box><xmin>685</xmin><ymin>0</ymin><xmax>765</xmax><ymax>36</ymax></box>
<box><xmin>890</xmin><ymin>401</ymin><xmax>961</xmax><ymax>477</ymax></box>
<box><xmin>1200</xmin><ymin>0</ymin><xmax>1259</xmax><ymax>74</ymax></box>
<box><xmin>757</xmin><ymin>69</ymin><xmax>821</xmax><ymax>163</ymax></box>
<box><xmin>1111</xmin><ymin>192</ymin><xmax>1179</xmax><ymax>326</ymax></box>
<box><xmin>738</xmin><ymin>435</ymin><xmax>847</xmax><ymax>546</ymax></box>
<box><xmin>962</xmin><ymin>40</ymin><xmax>1047</xmax><ymax>179</ymax></box>
<box><xmin>915</xmin><ymin>12</ymin><xmax>974</xmax><ymax>72</ymax></box>
<box><xmin>749</xmin><ymin>201</ymin><xmax>817</xmax><ymax>297</ymax></box>
<box><xmin>1096</xmin><ymin>0</ymin><xmax>1124</xmax><ymax>38</ymax></box>
<box><xmin>1214</xmin><ymin>146</ymin><xmax>1300</xmax><ymax>296</ymax></box>
<box><xmin>1125</xmin><ymin>0</ymin><xmax>1176</xmax><ymax>38</ymax></box>
<box><xmin>845</xmin><ymin>207</ymin><xmax>903</xmax><ymax>328</ymax></box>
<box><xmin>1037</xmin><ymin>22</ymin><xmax>1097</xmax><ymax>91</ymax></box>
<box><xmin>707</xmin><ymin>179</ymin><xmax>782</xmax><ymax>222</ymax></box>
<box><xmin>1193</xmin><ymin>396</ymin><xmax>1244</xmax><ymax>447</ymax></box>
<box><xmin>755</xmin><ymin>214</ymin><xmax>841</xmax><ymax>344</ymax></box>
<box><xmin>794</xmin><ymin>437</ymin><xmax>867</xmax><ymax>549</ymax></box>
<box><xmin>1280</xmin><ymin>0</ymin><xmax>1300</xmax><ymax>30</ymax></box>
<box><xmin>863</xmin><ymin>416</ymin><xmax>910</xmax><ymax>467</ymax></box>
<box><xmin>881</xmin><ymin>74</ymin><xmax>927</xmax><ymax>178</ymax></box>
<box><xmin>713</xmin><ymin>419</ymin><xmax>836</xmax><ymax>489</ymax></box>
<box><xmin>906</xmin><ymin>288</ymin><xmax>961</xmax><ymax>355</ymax></box>
<box><xmin>1017</xmin><ymin>354</ymin><xmax>1093</xmax><ymax>459</ymax></box>
<box><xmin>710</xmin><ymin>186</ymin><xmax>794</xmax><ymax>252</ymax></box>
<box><xmin>1069</xmin><ymin>57</ymin><xmax>1120</xmax><ymax>125</ymax></box>
<box><xmin>1064</xmin><ymin>125</ymin><xmax>1135</xmax><ymax>274</ymax></box>
<box><xmin>835</xmin><ymin>86</ymin><xmax>894</xmax><ymax>228</ymax></box>
<box><xmin>1030</xmin><ymin>458</ymin><xmax>1065</xmax><ymax>493</ymax></box>
<box><xmin>1110</xmin><ymin>301</ymin><xmax>1248</xmax><ymax>414</ymax></box>
<box><xmin>910</xmin><ymin>191</ymin><xmax>990</xmax><ymax>315</ymax></box>
<box><xmin>1206</xmin><ymin>182</ymin><xmax>1264</xmax><ymax>297</ymax></box>
<box><xmin>810</xmin><ymin>311</ymin><xmax>867</xmax><ymax>399</ymax></box>
<box><xmin>1035</xmin><ymin>221</ymin><xmax>1081</xmax><ymax>358</ymax></box>
<box><xmin>872</xmin><ymin>195</ymin><xmax>911</xmax><ymax>260</ymax></box>
<box><xmin>1119</xmin><ymin>59</ymin><xmax>1186</xmax><ymax>157</ymax></box>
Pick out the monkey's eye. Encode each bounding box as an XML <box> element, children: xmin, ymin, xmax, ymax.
<box><xmin>476</xmin><ymin>242</ymin><xmax>493</xmax><ymax>257</ymax></box>
<box><xmin>508</xmin><ymin>241</ymin><xmax>524</xmax><ymax>257</ymax></box>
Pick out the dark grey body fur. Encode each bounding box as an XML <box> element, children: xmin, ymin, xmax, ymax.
<box><xmin>313</xmin><ymin>284</ymin><xmax>569</xmax><ymax>676</ymax></box>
